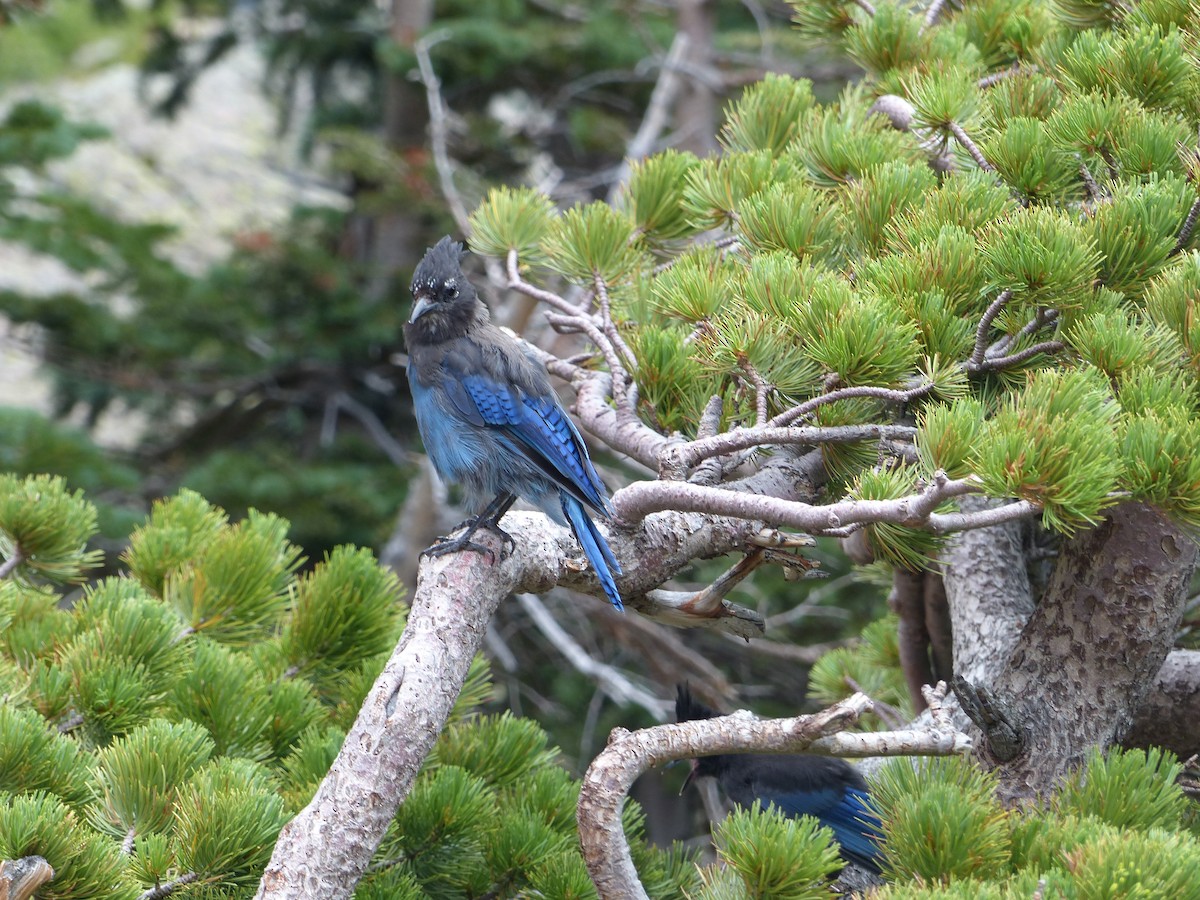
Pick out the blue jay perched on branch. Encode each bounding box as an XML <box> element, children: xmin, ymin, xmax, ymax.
<box><xmin>403</xmin><ymin>236</ymin><xmax>624</xmax><ymax>610</ymax></box>
<box><xmin>676</xmin><ymin>684</ymin><xmax>882</xmax><ymax>872</ymax></box>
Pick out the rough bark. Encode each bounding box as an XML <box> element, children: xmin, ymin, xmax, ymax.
<box><xmin>941</xmin><ymin>495</ymin><xmax>1035</xmax><ymax>685</ymax></box>
<box><xmin>1124</xmin><ymin>649</ymin><xmax>1200</xmax><ymax>758</ymax></box>
<box><xmin>255</xmin><ymin>536</ymin><xmax>512</xmax><ymax>900</ymax></box>
<box><xmin>979</xmin><ymin>502</ymin><xmax>1197</xmax><ymax>799</ymax></box>
<box><xmin>915</xmin><ymin>501</ymin><xmax>1200</xmax><ymax>764</ymax></box>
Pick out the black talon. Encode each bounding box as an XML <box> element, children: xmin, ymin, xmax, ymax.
<box><xmin>421</xmin><ymin>493</ymin><xmax>517</xmax><ymax>563</ymax></box>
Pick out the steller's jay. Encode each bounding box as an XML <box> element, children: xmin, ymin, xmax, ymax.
<box><xmin>675</xmin><ymin>684</ymin><xmax>882</xmax><ymax>872</ymax></box>
<box><xmin>403</xmin><ymin>236</ymin><xmax>624</xmax><ymax>610</ymax></box>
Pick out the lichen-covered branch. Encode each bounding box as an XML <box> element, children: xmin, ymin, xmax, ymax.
<box><xmin>614</xmin><ymin>471</ymin><xmax>1031</xmax><ymax>536</ymax></box>
<box><xmin>661</xmin><ymin>423</ymin><xmax>918</xmax><ymax>476</ymax></box>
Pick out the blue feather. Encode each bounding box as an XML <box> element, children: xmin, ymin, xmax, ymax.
<box><xmin>562</xmin><ymin>495</ymin><xmax>623</xmax><ymax>610</ymax></box>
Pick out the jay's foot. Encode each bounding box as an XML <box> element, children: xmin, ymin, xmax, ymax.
<box><xmin>423</xmin><ymin>514</ymin><xmax>514</xmax><ymax>563</ymax></box>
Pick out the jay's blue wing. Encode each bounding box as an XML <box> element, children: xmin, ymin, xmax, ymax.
<box><xmin>439</xmin><ymin>368</ymin><xmax>612</xmax><ymax>517</ymax></box>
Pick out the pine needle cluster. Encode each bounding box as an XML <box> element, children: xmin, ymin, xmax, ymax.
<box><xmin>863</xmin><ymin>748</ymin><xmax>1200</xmax><ymax>898</ymax></box>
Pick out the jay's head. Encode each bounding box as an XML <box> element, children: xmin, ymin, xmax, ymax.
<box><xmin>407</xmin><ymin>236</ymin><xmax>480</xmax><ymax>342</ymax></box>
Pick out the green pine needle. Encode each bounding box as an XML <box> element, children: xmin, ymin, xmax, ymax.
<box><xmin>540</xmin><ymin>201</ymin><xmax>643</xmax><ymax>284</ymax></box>
<box><xmin>625</xmin><ymin>150</ymin><xmax>702</xmax><ymax>242</ymax></box>
<box><xmin>0</xmin><ymin>473</ymin><xmax>101</xmax><ymax>585</ymax></box>
<box><xmin>851</xmin><ymin>467</ymin><xmax>951</xmax><ymax>570</ymax></box>
<box><xmin>89</xmin><ymin>718</ymin><xmax>214</xmax><ymax>838</ymax></box>
<box><xmin>279</xmin><ymin>545</ymin><xmax>404</xmax><ymax>693</ymax></box>
<box><xmin>736</xmin><ymin>180</ymin><xmax>844</xmax><ymax>265</ymax></box>
<box><xmin>870</xmin><ymin>756</ymin><xmax>1009</xmax><ymax>884</ymax></box>
<box><xmin>720</xmin><ymin>73</ymin><xmax>816</xmax><ymax>156</ymax></box>
<box><xmin>973</xmin><ymin>367</ymin><xmax>1121</xmax><ymax>534</ymax></box>
<box><xmin>714</xmin><ymin>802</ymin><xmax>843</xmax><ymax>899</ymax></box>
<box><xmin>468</xmin><ymin>186</ymin><xmax>557</xmax><ymax>260</ymax></box>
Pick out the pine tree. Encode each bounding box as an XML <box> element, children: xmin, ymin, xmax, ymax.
<box><xmin>270</xmin><ymin>1</ymin><xmax>1200</xmax><ymax>895</ymax></box>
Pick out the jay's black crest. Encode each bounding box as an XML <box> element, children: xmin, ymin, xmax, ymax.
<box><xmin>675</xmin><ymin>684</ymin><xmax>882</xmax><ymax>872</ymax></box>
<box><xmin>404</xmin><ymin>236</ymin><xmax>623</xmax><ymax>609</ymax></box>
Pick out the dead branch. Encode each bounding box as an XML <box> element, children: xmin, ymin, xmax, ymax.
<box><xmin>0</xmin><ymin>857</ymin><xmax>53</xmax><ymax>900</ymax></box>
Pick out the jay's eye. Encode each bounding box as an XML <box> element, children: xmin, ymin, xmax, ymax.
<box><xmin>446</xmin><ymin>284</ymin><xmax>459</xmax><ymax>299</ymax></box>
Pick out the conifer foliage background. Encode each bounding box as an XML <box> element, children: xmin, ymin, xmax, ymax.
<box><xmin>0</xmin><ymin>479</ymin><xmax>699</xmax><ymax>898</ymax></box>
<box><xmin>3</xmin><ymin>0</ymin><xmax>1200</xmax><ymax>897</ymax></box>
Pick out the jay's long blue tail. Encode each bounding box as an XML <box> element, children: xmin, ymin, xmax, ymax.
<box><xmin>562</xmin><ymin>494</ymin><xmax>623</xmax><ymax>610</ymax></box>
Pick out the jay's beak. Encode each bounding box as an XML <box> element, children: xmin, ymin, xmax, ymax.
<box><xmin>679</xmin><ymin>759</ymin><xmax>700</xmax><ymax>796</ymax></box>
<box><xmin>409</xmin><ymin>294</ymin><xmax>435</xmax><ymax>323</ymax></box>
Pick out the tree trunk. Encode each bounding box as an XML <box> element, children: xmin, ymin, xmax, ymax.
<box><xmin>255</xmin><ymin>536</ymin><xmax>511</xmax><ymax>900</ymax></box>
<box><xmin>674</xmin><ymin>0</ymin><xmax>718</xmax><ymax>157</ymax></box>
<box><xmin>973</xmin><ymin>502</ymin><xmax>1197</xmax><ymax>799</ymax></box>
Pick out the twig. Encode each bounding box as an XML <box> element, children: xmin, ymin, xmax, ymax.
<box><xmin>662</xmin><ymin>423</ymin><xmax>918</xmax><ymax>476</ymax></box>
<box><xmin>987</xmin><ymin>307</ymin><xmax>1058</xmax><ymax>358</ymax></box>
<box><xmin>921</xmin><ymin>0</ymin><xmax>948</xmax><ymax>33</ymax></box>
<box><xmin>577</xmin><ymin>684</ymin><xmax>969</xmax><ymax>899</ymax></box>
<box><xmin>1079</xmin><ymin>161</ymin><xmax>1102</xmax><ymax>203</ymax></box>
<box><xmin>688</xmin><ymin>396</ymin><xmax>728</xmax><ymax>486</ymax></box>
<box><xmin>630</xmin><ymin>590</ymin><xmax>765</xmax><ymax>639</ymax></box>
<box><xmin>545</xmin><ymin>312</ymin><xmax>630</xmax><ymax>399</ymax></box>
<box><xmin>327</xmin><ymin>392</ymin><xmax>411</xmax><ymax>468</ymax></box>
<box><xmin>968</xmin><ymin>289</ymin><xmax>1014</xmax><ymax>370</ymax></box>
<box><xmin>505</xmin><ymin>250</ymin><xmax>586</xmax><ymax>316</ymax></box>
<box><xmin>607</xmin><ymin>32</ymin><xmax>690</xmax><ymax>205</ymax></box>
<box><xmin>765</xmin><ymin>572</ymin><xmax>856</xmax><ymax>628</ymax></box>
<box><xmin>947</xmin><ymin>120</ymin><xmax>994</xmax><ymax>172</ymax></box>
<box><xmin>619</xmin><ymin>470</ymin><xmax>978</xmax><ymax>529</ymax></box>
<box><xmin>768</xmin><ymin>383</ymin><xmax>934</xmax><ymax>429</ymax></box>
<box><xmin>970</xmin><ymin>340</ymin><xmax>1065</xmax><ymax>374</ymax></box>
<box><xmin>413</xmin><ymin>32</ymin><xmax>469</xmax><ymax>233</ymax></box>
<box><xmin>729</xmin><ymin>634</ymin><xmax>847</xmax><ymax>665</ymax></box>
<box><xmin>852</xmin><ymin>0</ymin><xmax>876</xmax><ymax>15</ymax></box>
<box><xmin>738</xmin><ymin>357</ymin><xmax>770</xmax><ymax>427</ymax></box>
<box><xmin>516</xmin><ymin>593</ymin><xmax>668</xmax><ymax>721</ymax></box>
<box><xmin>1170</xmin><ymin>197</ymin><xmax>1200</xmax><ymax>257</ymax></box>
<box><xmin>592</xmin><ymin>274</ymin><xmax>636</xmax><ymax>407</ymax></box>
<box><xmin>680</xmin><ymin>548</ymin><xmax>766</xmax><ymax>616</ymax></box>
<box><xmin>616</xmin><ymin>471</ymin><xmax>1041</xmax><ymax>537</ymax></box>
<box><xmin>0</xmin><ymin>547</ymin><xmax>23</xmax><ymax>581</ymax></box>
<box><xmin>413</xmin><ymin>33</ymin><xmax>510</xmax><ymax>289</ymax></box>
<box><xmin>978</xmin><ymin>63</ymin><xmax>1032</xmax><ymax>90</ymax></box>
<box><xmin>122</xmin><ymin>827</ymin><xmax>137</xmax><ymax>856</ymax></box>
<box><xmin>845</xmin><ymin>676</ymin><xmax>906</xmax><ymax>729</ymax></box>
<box><xmin>924</xmin><ymin>500</ymin><xmax>1042</xmax><ymax>534</ymax></box>
<box><xmin>137</xmin><ymin>873</ymin><xmax>201</xmax><ymax>900</ymax></box>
